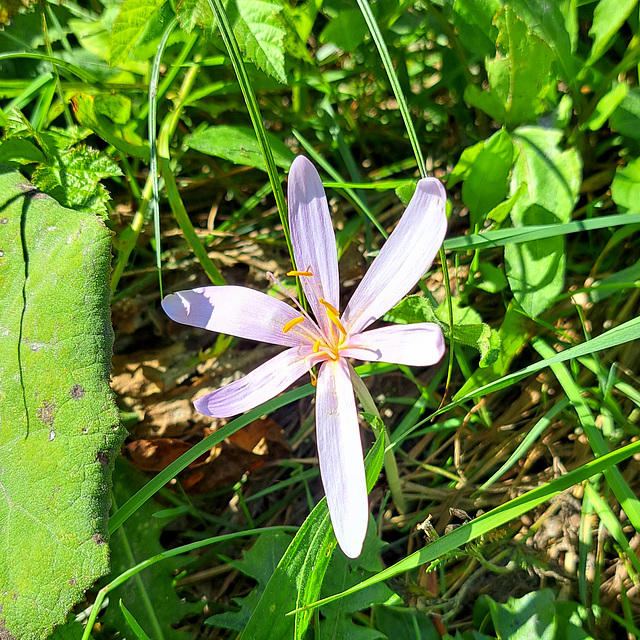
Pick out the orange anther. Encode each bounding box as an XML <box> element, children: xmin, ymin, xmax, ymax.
<box><xmin>282</xmin><ymin>316</ymin><xmax>305</xmax><ymax>333</ymax></box>
<box><xmin>324</xmin><ymin>308</ymin><xmax>347</xmax><ymax>336</ymax></box>
<box><xmin>287</xmin><ymin>270</ymin><xmax>314</xmax><ymax>277</ymax></box>
<box><xmin>318</xmin><ymin>298</ymin><xmax>340</xmax><ymax>316</ymax></box>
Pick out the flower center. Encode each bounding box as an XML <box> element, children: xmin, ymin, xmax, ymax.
<box><xmin>271</xmin><ymin>269</ymin><xmax>349</xmax><ymax>383</ymax></box>
<box><xmin>282</xmin><ymin>301</ymin><xmax>348</xmax><ymax>361</ymax></box>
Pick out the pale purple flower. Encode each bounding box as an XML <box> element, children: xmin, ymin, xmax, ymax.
<box><xmin>162</xmin><ymin>156</ymin><xmax>447</xmax><ymax>557</ymax></box>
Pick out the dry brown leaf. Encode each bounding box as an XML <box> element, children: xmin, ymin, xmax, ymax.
<box><xmin>126</xmin><ymin>438</ymin><xmax>212</xmax><ymax>471</ymax></box>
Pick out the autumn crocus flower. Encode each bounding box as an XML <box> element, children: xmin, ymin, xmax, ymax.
<box><xmin>162</xmin><ymin>156</ymin><xmax>447</xmax><ymax>557</ymax></box>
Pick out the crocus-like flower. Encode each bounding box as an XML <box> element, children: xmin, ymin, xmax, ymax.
<box><xmin>162</xmin><ymin>156</ymin><xmax>447</xmax><ymax>558</ymax></box>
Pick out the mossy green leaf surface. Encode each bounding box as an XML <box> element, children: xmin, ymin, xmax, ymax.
<box><xmin>0</xmin><ymin>168</ymin><xmax>125</xmax><ymax>640</ymax></box>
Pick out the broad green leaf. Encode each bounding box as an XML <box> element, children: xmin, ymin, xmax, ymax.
<box><xmin>504</xmin><ymin>126</ymin><xmax>581</xmax><ymax>316</ymax></box>
<box><xmin>0</xmin><ymin>137</ymin><xmax>46</xmax><ymax>165</ymax></box>
<box><xmin>448</xmin><ymin>139</ymin><xmax>484</xmax><ymax>187</ymax></box>
<box><xmin>464</xmin><ymin>6</ymin><xmax>557</xmax><ymax>127</ymax></box>
<box><xmin>436</xmin><ymin>298</ymin><xmax>501</xmax><ymax>367</ymax></box>
<box><xmin>389</xmin><ymin>296</ymin><xmax>501</xmax><ymax>368</ymax></box>
<box><xmin>587</xmin><ymin>0</ymin><xmax>639</xmax><ymax>65</ymax></box>
<box><xmin>49</xmin><ymin>619</ymin><xmax>94</xmax><ymax>640</ymax></box>
<box><xmin>486</xmin><ymin>181</ymin><xmax>526</xmax><ymax>223</ymax></box>
<box><xmin>558</xmin><ymin>0</ymin><xmax>579</xmax><ymax>52</ymax></box>
<box><xmin>395</xmin><ymin>179</ymin><xmax>418</xmax><ymax>206</ymax></box>
<box><xmin>610</xmin><ymin>88</ymin><xmax>640</xmax><ymax>140</ymax></box>
<box><xmin>32</xmin><ymin>146</ymin><xmax>122</xmax><ymax>219</ymax></box>
<box><xmin>459</xmin><ymin>128</ymin><xmax>514</xmax><ymax>228</ymax></box>
<box><xmin>455</xmin><ymin>303</ymin><xmax>531</xmax><ymax>399</ymax></box>
<box><xmin>474</xmin><ymin>589</ymin><xmax>558</xmax><ymax>640</ymax></box>
<box><xmin>611</xmin><ymin>157</ymin><xmax>640</xmax><ymax>213</ymax></box>
<box><xmin>474</xmin><ymin>262</ymin><xmax>509</xmax><ymax>293</ymax></box>
<box><xmin>374</xmin><ymin>604</ymin><xmax>440</xmax><ymax>640</ymax></box>
<box><xmin>452</xmin><ymin>0</ymin><xmax>501</xmax><ymax>59</ymax></box>
<box><xmin>71</xmin><ymin>93</ymin><xmax>150</xmax><ymax>161</ymax></box>
<box><xmin>94</xmin><ymin>92</ymin><xmax>133</xmax><ymax>126</ymax></box>
<box><xmin>184</xmin><ymin>124</ymin><xmax>294</xmax><ymax>170</ymax></box>
<box><xmin>509</xmin><ymin>0</ymin><xmax>577</xmax><ymax>81</ymax></box>
<box><xmin>104</xmin><ymin>460</ymin><xmax>200</xmax><ymax>638</ymax></box>
<box><xmin>110</xmin><ymin>0</ymin><xmax>167</xmax><ymax>66</ymax></box>
<box><xmin>280</xmin><ymin>0</ymin><xmax>320</xmax><ymax>62</ymax></box>
<box><xmin>475</xmin><ymin>589</ymin><xmax>595</xmax><ymax>640</ymax></box>
<box><xmin>320</xmin><ymin>8</ymin><xmax>368</xmax><ymax>52</ymax></box>
<box><xmin>318</xmin><ymin>519</ymin><xmax>395</xmax><ymax>640</ymax></box>
<box><xmin>229</xmin><ymin>431</ymin><xmax>385</xmax><ymax>640</ymax></box>
<box><xmin>584</xmin><ymin>82</ymin><xmax>628</xmax><ymax>131</ymax></box>
<box><xmin>205</xmin><ymin>529</ymin><xmax>293</xmax><ymax>632</ymax></box>
<box><xmin>175</xmin><ymin>0</ymin><xmax>287</xmax><ymax>84</ymax></box>
<box><xmin>0</xmin><ymin>169</ymin><xmax>125</xmax><ymax>639</ymax></box>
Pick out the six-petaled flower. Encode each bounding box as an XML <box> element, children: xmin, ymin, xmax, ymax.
<box><xmin>162</xmin><ymin>155</ymin><xmax>447</xmax><ymax>557</ymax></box>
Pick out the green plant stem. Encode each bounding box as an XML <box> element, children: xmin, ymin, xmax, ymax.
<box><xmin>349</xmin><ymin>364</ymin><xmax>407</xmax><ymax>514</ymax></box>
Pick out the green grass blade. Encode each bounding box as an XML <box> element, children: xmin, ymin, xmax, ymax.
<box><xmin>108</xmin><ymin>384</ymin><xmax>315</xmax><ymax>534</ymax></box>
<box><xmin>119</xmin><ymin>599</ymin><xmax>153</xmax><ymax>640</ymax></box>
<box><xmin>477</xmin><ymin>397</ymin><xmax>571</xmax><ymax>491</ymax></box>
<box><xmin>289</xmin><ymin>439</ymin><xmax>640</xmax><ymax>615</ymax></box>
<box><xmin>148</xmin><ymin>17</ymin><xmax>178</xmax><ymax>299</ymax></box>
<box><xmin>355</xmin><ymin>0</ymin><xmax>456</xmax><ymax>402</ymax></box>
<box><xmin>443</xmin><ymin>213</ymin><xmax>640</xmax><ymax>251</ymax></box>
<box><xmin>585</xmin><ymin>482</ymin><xmax>640</xmax><ymax>575</ymax></box>
<box><xmin>205</xmin><ymin>0</ymin><xmax>292</xmax><ymax>258</ymax></box>
<box><xmin>447</xmin><ymin>315</ymin><xmax>640</xmax><ymax>411</ymax></box>
<box><xmin>0</xmin><ymin>52</ymin><xmax>97</xmax><ymax>83</ymax></box>
<box><xmin>533</xmin><ymin>339</ymin><xmax>640</xmax><ymax>534</ymax></box>
<box><xmin>162</xmin><ymin>157</ymin><xmax>225</xmax><ymax>286</ymax></box>
<box><xmin>355</xmin><ymin>0</ymin><xmax>425</xmax><ymax>176</ymax></box>
<box><xmin>80</xmin><ymin>526</ymin><xmax>296</xmax><ymax>640</ymax></box>
<box><xmin>292</xmin><ymin>129</ymin><xmax>388</xmax><ymax>238</ymax></box>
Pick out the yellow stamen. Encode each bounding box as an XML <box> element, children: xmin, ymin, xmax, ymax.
<box><xmin>282</xmin><ymin>316</ymin><xmax>305</xmax><ymax>333</ymax></box>
<box><xmin>313</xmin><ymin>340</ymin><xmax>321</xmax><ymax>353</ymax></box>
<box><xmin>310</xmin><ymin>370</ymin><xmax>317</xmax><ymax>386</ymax></box>
<box><xmin>287</xmin><ymin>269</ymin><xmax>313</xmax><ymax>277</ymax></box>
<box><xmin>325</xmin><ymin>308</ymin><xmax>347</xmax><ymax>336</ymax></box>
<box><xmin>318</xmin><ymin>298</ymin><xmax>340</xmax><ymax>316</ymax></box>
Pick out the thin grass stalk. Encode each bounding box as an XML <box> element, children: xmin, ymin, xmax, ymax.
<box><xmin>148</xmin><ymin>16</ymin><xmax>179</xmax><ymax>298</ymax></box>
<box><xmin>80</xmin><ymin>527</ymin><xmax>296</xmax><ymax>640</ymax></box>
<box><xmin>355</xmin><ymin>0</ymin><xmax>456</xmax><ymax>403</ymax></box>
<box><xmin>291</xmin><ymin>438</ymin><xmax>640</xmax><ymax>614</ymax></box>
<box><xmin>204</xmin><ymin>0</ymin><xmax>292</xmax><ymax>255</ymax></box>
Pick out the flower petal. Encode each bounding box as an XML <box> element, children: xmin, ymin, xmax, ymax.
<box><xmin>288</xmin><ymin>156</ymin><xmax>340</xmax><ymax>333</ymax></box>
<box><xmin>162</xmin><ymin>286</ymin><xmax>306</xmax><ymax>348</ymax></box>
<box><xmin>341</xmin><ymin>323</ymin><xmax>445</xmax><ymax>366</ymax></box>
<box><xmin>194</xmin><ymin>347</ymin><xmax>311</xmax><ymax>417</ymax></box>
<box><xmin>316</xmin><ymin>358</ymin><xmax>368</xmax><ymax>558</ymax></box>
<box><xmin>342</xmin><ymin>178</ymin><xmax>447</xmax><ymax>334</ymax></box>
